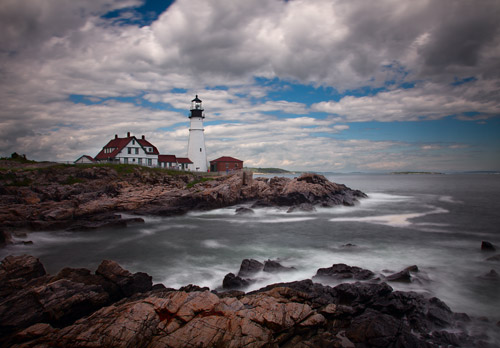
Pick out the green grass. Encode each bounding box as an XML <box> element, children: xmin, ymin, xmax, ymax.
<box><xmin>186</xmin><ymin>177</ymin><xmax>214</xmax><ymax>188</ymax></box>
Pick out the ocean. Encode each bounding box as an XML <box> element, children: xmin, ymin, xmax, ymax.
<box><xmin>2</xmin><ymin>173</ymin><xmax>500</xmax><ymax>322</ymax></box>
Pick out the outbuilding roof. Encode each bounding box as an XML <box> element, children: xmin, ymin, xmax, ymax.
<box><xmin>176</xmin><ymin>157</ymin><xmax>193</xmax><ymax>164</ymax></box>
<box><xmin>158</xmin><ymin>154</ymin><xmax>177</xmax><ymax>162</ymax></box>
<box><xmin>210</xmin><ymin>156</ymin><xmax>243</xmax><ymax>163</ymax></box>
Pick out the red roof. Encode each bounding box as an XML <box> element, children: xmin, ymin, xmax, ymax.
<box><xmin>176</xmin><ymin>157</ymin><xmax>193</xmax><ymax>164</ymax></box>
<box><xmin>137</xmin><ymin>138</ymin><xmax>159</xmax><ymax>155</ymax></box>
<box><xmin>158</xmin><ymin>154</ymin><xmax>177</xmax><ymax>163</ymax></box>
<box><xmin>210</xmin><ymin>156</ymin><xmax>243</xmax><ymax>163</ymax></box>
<box><xmin>74</xmin><ymin>155</ymin><xmax>95</xmax><ymax>163</ymax></box>
<box><xmin>94</xmin><ymin>134</ymin><xmax>159</xmax><ymax>160</ymax></box>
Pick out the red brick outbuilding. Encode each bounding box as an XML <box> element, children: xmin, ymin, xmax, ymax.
<box><xmin>210</xmin><ymin>156</ymin><xmax>243</xmax><ymax>172</ymax></box>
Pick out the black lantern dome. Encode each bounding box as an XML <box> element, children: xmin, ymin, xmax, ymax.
<box><xmin>189</xmin><ymin>95</ymin><xmax>204</xmax><ymax>118</ymax></box>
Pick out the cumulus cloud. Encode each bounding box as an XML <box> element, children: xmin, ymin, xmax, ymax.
<box><xmin>312</xmin><ymin>80</ymin><xmax>500</xmax><ymax>122</ymax></box>
<box><xmin>0</xmin><ymin>0</ymin><xmax>499</xmax><ymax>171</ymax></box>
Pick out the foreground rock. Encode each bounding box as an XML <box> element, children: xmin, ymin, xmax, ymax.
<box><xmin>0</xmin><ymin>255</ymin><xmax>152</xmax><ymax>339</ymax></box>
<box><xmin>0</xmin><ymin>163</ymin><xmax>367</xmax><ymax>235</ymax></box>
<box><xmin>0</xmin><ymin>255</ymin><xmax>497</xmax><ymax>347</ymax></box>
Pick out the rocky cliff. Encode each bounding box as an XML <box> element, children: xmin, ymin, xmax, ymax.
<box><xmin>0</xmin><ymin>162</ymin><xmax>366</xmax><ymax>237</ymax></box>
<box><xmin>0</xmin><ymin>255</ymin><xmax>496</xmax><ymax>348</ymax></box>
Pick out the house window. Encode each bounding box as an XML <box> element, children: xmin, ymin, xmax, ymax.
<box><xmin>132</xmin><ymin>140</ymin><xmax>135</xmax><ymax>145</ymax></box>
<box><xmin>235</xmin><ymin>163</ymin><xmax>238</xmax><ymax>168</ymax></box>
<box><xmin>132</xmin><ymin>158</ymin><xmax>135</xmax><ymax>162</ymax></box>
<box><xmin>128</xmin><ymin>148</ymin><xmax>132</xmax><ymax>154</ymax></box>
<box><xmin>148</xmin><ymin>158</ymin><xmax>152</xmax><ymax>166</ymax></box>
<box><xmin>135</xmin><ymin>148</ymin><xmax>139</xmax><ymax>154</ymax></box>
<box><xmin>124</xmin><ymin>158</ymin><xmax>128</xmax><ymax>164</ymax></box>
<box><xmin>138</xmin><ymin>158</ymin><xmax>142</xmax><ymax>165</ymax></box>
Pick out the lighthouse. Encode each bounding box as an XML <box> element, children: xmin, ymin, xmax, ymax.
<box><xmin>187</xmin><ymin>95</ymin><xmax>208</xmax><ymax>171</ymax></box>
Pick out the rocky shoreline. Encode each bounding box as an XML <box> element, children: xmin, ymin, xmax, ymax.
<box><xmin>1</xmin><ymin>254</ymin><xmax>498</xmax><ymax>347</ymax></box>
<box><xmin>0</xmin><ymin>162</ymin><xmax>365</xmax><ymax>243</ymax></box>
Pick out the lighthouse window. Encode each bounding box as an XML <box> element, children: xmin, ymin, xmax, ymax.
<box><xmin>200</xmin><ymin>148</ymin><xmax>202</xmax><ymax>152</ymax></box>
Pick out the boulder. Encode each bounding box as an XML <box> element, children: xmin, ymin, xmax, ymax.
<box><xmin>234</xmin><ymin>207</ymin><xmax>255</xmax><ymax>215</ymax></box>
<box><xmin>481</xmin><ymin>241</ymin><xmax>496</xmax><ymax>251</ymax></box>
<box><xmin>313</xmin><ymin>263</ymin><xmax>374</xmax><ymax>281</ymax></box>
<box><xmin>478</xmin><ymin>269</ymin><xmax>500</xmax><ymax>281</ymax></box>
<box><xmin>0</xmin><ymin>255</ymin><xmax>494</xmax><ymax>348</ymax></box>
<box><xmin>0</xmin><ymin>255</ymin><xmax>46</xmax><ymax>282</ymax></box>
<box><xmin>385</xmin><ymin>266</ymin><xmax>417</xmax><ymax>283</ymax></box>
<box><xmin>237</xmin><ymin>259</ymin><xmax>264</xmax><ymax>278</ymax></box>
<box><xmin>96</xmin><ymin>260</ymin><xmax>152</xmax><ymax>297</ymax></box>
<box><xmin>222</xmin><ymin>273</ymin><xmax>251</xmax><ymax>290</ymax></box>
<box><xmin>345</xmin><ymin>309</ymin><xmax>419</xmax><ymax>347</ymax></box>
<box><xmin>263</xmin><ymin>260</ymin><xmax>296</xmax><ymax>273</ymax></box>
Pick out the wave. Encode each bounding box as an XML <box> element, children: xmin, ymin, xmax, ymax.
<box><xmin>329</xmin><ymin>207</ymin><xmax>449</xmax><ymax>228</ymax></box>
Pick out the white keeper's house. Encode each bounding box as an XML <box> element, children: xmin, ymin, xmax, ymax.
<box><xmin>90</xmin><ymin>132</ymin><xmax>194</xmax><ymax>171</ymax></box>
<box><xmin>76</xmin><ymin>95</ymin><xmax>241</xmax><ymax>172</ymax></box>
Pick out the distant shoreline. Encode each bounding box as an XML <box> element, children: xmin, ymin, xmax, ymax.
<box><xmin>390</xmin><ymin>171</ymin><xmax>444</xmax><ymax>175</ymax></box>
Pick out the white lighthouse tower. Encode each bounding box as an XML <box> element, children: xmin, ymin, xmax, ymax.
<box><xmin>187</xmin><ymin>95</ymin><xmax>208</xmax><ymax>171</ymax></box>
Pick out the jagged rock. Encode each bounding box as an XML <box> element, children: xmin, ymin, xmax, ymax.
<box><xmin>237</xmin><ymin>259</ymin><xmax>264</xmax><ymax>277</ymax></box>
<box><xmin>346</xmin><ymin>309</ymin><xmax>420</xmax><ymax>347</ymax></box>
<box><xmin>0</xmin><ymin>256</ymin><xmax>495</xmax><ymax>348</ymax></box>
<box><xmin>478</xmin><ymin>269</ymin><xmax>500</xmax><ymax>281</ymax></box>
<box><xmin>1</xmin><ymin>166</ymin><xmax>367</xmax><ymax>234</ymax></box>
<box><xmin>235</xmin><ymin>207</ymin><xmax>255</xmax><ymax>215</ymax></box>
<box><xmin>386</xmin><ymin>269</ymin><xmax>412</xmax><ymax>283</ymax></box>
<box><xmin>286</xmin><ymin>203</ymin><xmax>316</xmax><ymax>213</ymax></box>
<box><xmin>481</xmin><ymin>241</ymin><xmax>496</xmax><ymax>251</ymax></box>
<box><xmin>96</xmin><ymin>260</ymin><xmax>152</xmax><ymax>297</ymax></box>
<box><xmin>222</xmin><ymin>273</ymin><xmax>252</xmax><ymax>290</ymax></box>
<box><xmin>313</xmin><ymin>263</ymin><xmax>375</xmax><ymax>281</ymax></box>
<box><xmin>0</xmin><ymin>254</ymin><xmax>46</xmax><ymax>282</ymax></box>
<box><xmin>263</xmin><ymin>259</ymin><xmax>296</xmax><ymax>273</ymax></box>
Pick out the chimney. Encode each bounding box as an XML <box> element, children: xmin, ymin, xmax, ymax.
<box><xmin>127</xmin><ymin>132</ymin><xmax>131</xmax><ymax>138</ymax></box>
<box><xmin>115</xmin><ymin>134</ymin><xmax>118</xmax><ymax>139</ymax></box>
<box><xmin>142</xmin><ymin>135</ymin><xmax>145</xmax><ymax>140</ymax></box>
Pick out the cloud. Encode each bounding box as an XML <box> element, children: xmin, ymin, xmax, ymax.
<box><xmin>0</xmin><ymin>0</ymin><xmax>499</xmax><ymax>171</ymax></box>
<box><xmin>312</xmin><ymin>80</ymin><xmax>500</xmax><ymax>122</ymax></box>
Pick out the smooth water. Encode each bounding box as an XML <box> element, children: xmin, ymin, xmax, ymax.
<box><xmin>2</xmin><ymin>174</ymin><xmax>500</xmax><ymax>322</ymax></box>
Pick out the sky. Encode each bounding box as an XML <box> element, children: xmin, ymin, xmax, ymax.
<box><xmin>1</xmin><ymin>0</ymin><xmax>499</xmax><ymax>172</ymax></box>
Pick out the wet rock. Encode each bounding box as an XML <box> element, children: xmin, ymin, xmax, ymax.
<box><xmin>237</xmin><ymin>259</ymin><xmax>264</xmax><ymax>277</ymax></box>
<box><xmin>0</xmin><ymin>229</ymin><xmax>12</xmax><ymax>246</ymax></box>
<box><xmin>345</xmin><ymin>309</ymin><xmax>419</xmax><ymax>347</ymax></box>
<box><xmin>481</xmin><ymin>241</ymin><xmax>496</xmax><ymax>251</ymax></box>
<box><xmin>313</xmin><ymin>263</ymin><xmax>375</xmax><ymax>281</ymax></box>
<box><xmin>341</xmin><ymin>243</ymin><xmax>357</xmax><ymax>248</ymax></box>
<box><xmin>0</xmin><ymin>254</ymin><xmax>46</xmax><ymax>282</ymax></box>
<box><xmin>478</xmin><ymin>269</ymin><xmax>500</xmax><ymax>281</ymax></box>
<box><xmin>263</xmin><ymin>259</ymin><xmax>296</xmax><ymax>273</ymax></box>
<box><xmin>286</xmin><ymin>203</ymin><xmax>316</xmax><ymax>213</ymax></box>
<box><xmin>96</xmin><ymin>260</ymin><xmax>152</xmax><ymax>297</ymax></box>
<box><xmin>0</xmin><ymin>278</ymin><xmax>110</xmax><ymax>335</ymax></box>
<box><xmin>222</xmin><ymin>273</ymin><xmax>252</xmax><ymax>290</ymax></box>
<box><xmin>386</xmin><ymin>269</ymin><xmax>412</xmax><ymax>283</ymax></box>
<box><xmin>235</xmin><ymin>207</ymin><xmax>254</xmax><ymax>215</ymax></box>
<box><xmin>179</xmin><ymin>284</ymin><xmax>210</xmax><ymax>292</ymax></box>
<box><xmin>0</xmin><ymin>255</ymin><xmax>494</xmax><ymax>348</ymax></box>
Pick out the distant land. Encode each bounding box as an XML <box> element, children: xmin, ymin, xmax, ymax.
<box><xmin>391</xmin><ymin>171</ymin><xmax>444</xmax><ymax>175</ymax></box>
<box><xmin>244</xmin><ymin>167</ymin><xmax>295</xmax><ymax>174</ymax></box>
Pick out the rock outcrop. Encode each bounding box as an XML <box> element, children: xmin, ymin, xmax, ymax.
<box><xmin>1</xmin><ymin>255</ymin><xmax>496</xmax><ymax>348</ymax></box>
<box><xmin>0</xmin><ymin>163</ymin><xmax>367</xmax><ymax>235</ymax></box>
